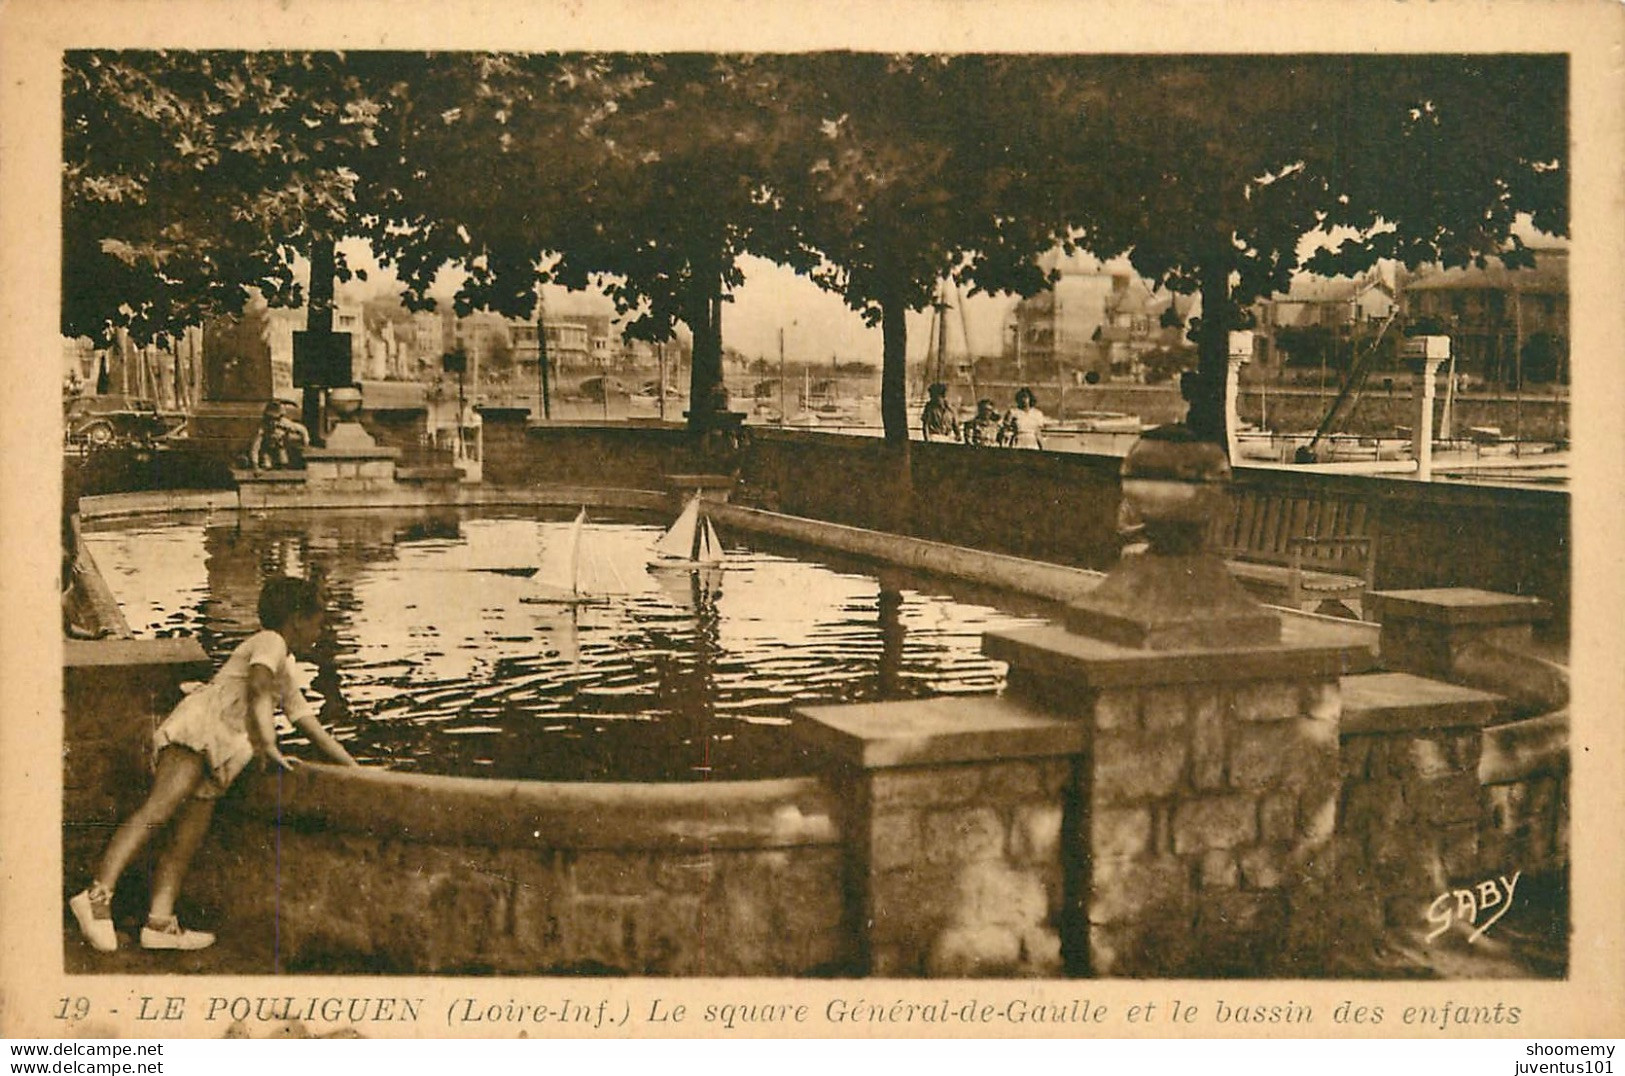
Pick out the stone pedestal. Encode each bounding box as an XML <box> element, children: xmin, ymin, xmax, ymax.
<box><xmin>1338</xmin><ymin>672</ymin><xmax>1500</xmax><ymax>933</ymax></box>
<box><xmin>301</xmin><ymin>445</ymin><xmax>401</xmax><ymax>491</ymax></box>
<box><xmin>1404</xmin><ymin>337</ymin><xmax>1449</xmax><ymax>481</ymax></box>
<box><xmin>1224</xmin><ymin>332</ymin><xmax>1253</xmax><ymax>465</ymax></box>
<box><xmin>1065</xmin><ymin>551</ymin><xmax>1278</xmax><ymax>650</ymax></box>
<box><xmin>794</xmin><ymin>696</ymin><xmax>1083</xmax><ymax>978</ymax></box>
<box><xmin>1372</xmin><ymin>588</ymin><xmax>1551</xmax><ymax>681</ymax></box>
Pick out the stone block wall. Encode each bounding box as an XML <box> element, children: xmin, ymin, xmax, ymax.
<box><xmin>1339</xmin><ymin>722</ymin><xmax>1484</xmax><ymax>934</ymax></box>
<box><xmin>171</xmin><ymin>765</ymin><xmax>850</xmax><ymax>977</ymax></box>
<box><xmin>1479</xmin><ymin>772</ymin><xmax>1568</xmax><ymax>880</ymax></box>
<box><xmin>1369</xmin><ymin>589</ymin><xmax>1568</xmax><ymax>886</ymax></box>
<box><xmin>793</xmin><ymin>696</ymin><xmax>1084</xmax><ymax>979</ymax></box>
<box><xmin>860</xmin><ymin>758</ymin><xmax>1073</xmax><ymax>977</ymax></box>
<box><xmin>1478</xmin><ymin>713</ymin><xmax>1569</xmax><ymax>880</ymax></box>
<box><xmin>303</xmin><ymin>453</ymin><xmax>398</xmax><ymax>491</ymax></box>
<box><xmin>1083</xmin><ymin>677</ymin><xmax>1344</xmax><ymax>977</ymax></box>
<box><xmin>194</xmin><ymin>814</ymin><xmax>850</xmax><ymax>976</ymax></box>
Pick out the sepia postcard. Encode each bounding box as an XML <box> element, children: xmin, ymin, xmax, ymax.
<box><xmin>2</xmin><ymin>0</ymin><xmax>1622</xmax><ymax>1044</ymax></box>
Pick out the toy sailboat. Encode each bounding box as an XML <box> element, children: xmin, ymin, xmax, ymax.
<box><xmin>521</xmin><ymin>507</ymin><xmax>617</xmax><ymax>605</ymax></box>
<box><xmin>649</xmin><ymin>492</ymin><xmax>725</xmax><ymax>570</ymax></box>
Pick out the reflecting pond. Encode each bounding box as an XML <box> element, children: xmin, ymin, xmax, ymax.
<box><xmin>84</xmin><ymin>507</ymin><xmax>1056</xmax><ymax>781</ymax></box>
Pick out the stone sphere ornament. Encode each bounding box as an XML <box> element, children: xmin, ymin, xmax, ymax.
<box><xmin>327</xmin><ymin>385</ymin><xmax>364</xmax><ymax>421</ymax></box>
<box><xmin>1119</xmin><ymin>425</ymin><xmax>1232</xmax><ymax>556</ymax></box>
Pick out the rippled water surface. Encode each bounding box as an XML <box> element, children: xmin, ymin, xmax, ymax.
<box><xmin>84</xmin><ymin>507</ymin><xmax>1055</xmax><ymax>780</ymax></box>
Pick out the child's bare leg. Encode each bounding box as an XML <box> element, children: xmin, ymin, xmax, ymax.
<box><xmin>147</xmin><ymin>797</ymin><xmax>216</xmax><ymax>922</ymax></box>
<box><xmin>93</xmin><ymin>747</ymin><xmax>205</xmax><ymax>891</ymax></box>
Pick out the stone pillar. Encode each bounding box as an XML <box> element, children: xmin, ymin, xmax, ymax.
<box><xmin>794</xmin><ymin>697</ymin><xmax>1084</xmax><ymax>977</ymax></box>
<box><xmin>986</xmin><ymin>623</ymin><xmax>1366</xmax><ymax>976</ymax></box>
<box><xmin>1337</xmin><ymin>671</ymin><xmax>1500</xmax><ymax>937</ymax></box>
<box><xmin>1225</xmin><ymin>331</ymin><xmax>1253</xmax><ymax>465</ymax></box>
<box><xmin>988</xmin><ymin>427</ymin><xmax>1373</xmax><ymax>975</ymax></box>
<box><xmin>1371</xmin><ymin>588</ymin><xmax>1551</xmax><ymax>683</ymax></box>
<box><xmin>1404</xmin><ymin>336</ymin><xmax>1449</xmax><ymax>481</ymax></box>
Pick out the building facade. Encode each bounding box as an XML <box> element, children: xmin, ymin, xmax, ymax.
<box><xmin>1399</xmin><ymin>248</ymin><xmax>1568</xmax><ymax>385</ymax></box>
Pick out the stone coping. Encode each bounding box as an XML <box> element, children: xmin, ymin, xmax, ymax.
<box><xmin>78</xmin><ymin>490</ymin><xmax>239</xmax><ymax>520</ymax></box>
<box><xmin>708</xmin><ymin>502</ymin><xmax>1104</xmax><ymax>604</ymax></box>
<box><xmin>227</xmin><ymin>763</ymin><xmax>841</xmax><ymax>853</ymax></box>
<box><xmin>64</xmin><ymin>636</ymin><xmax>209</xmax><ymax>674</ymax></box>
<box><xmin>525</xmin><ymin>418</ymin><xmax>686</xmax><ymax>431</ymax></box>
<box><xmin>1339</xmin><ymin>671</ymin><xmax>1502</xmax><ymax>736</ymax></box>
<box><xmin>230</xmin><ymin>468</ymin><xmax>306</xmax><ymax>484</ymax></box>
<box><xmin>68</xmin><ymin>523</ymin><xmax>132</xmax><ymax>638</ymax></box>
<box><xmin>1479</xmin><ymin>711</ymin><xmax>1569</xmax><ymax>784</ymax></box>
<box><xmin>1371</xmin><ymin>588</ymin><xmax>1551</xmax><ymax>626</ymax></box>
<box><xmin>664</xmin><ymin>473</ymin><xmax>737</xmax><ymax>491</ymax></box>
<box><xmin>79</xmin><ymin>487</ymin><xmax>669</xmax><ymax>520</ymax></box>
<box><xmin>983</xmin><ymin>617</ymin><xmax>1377</xmax><ymax>689</ymax></box>
<box><xmin>793</xmin><ymin>695</ymin><xmax>1084</xmax><ymax>770</ymax></box>
<box><xmin>303</xmin><ymin>445</ymin><xmax>401</xmax><ymax>461</ymax></box>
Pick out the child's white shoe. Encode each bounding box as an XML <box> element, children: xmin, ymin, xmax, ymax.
<box><xmin>140</xmin><ymin>918</ymin><xmax>215</xmax><ymax>951</ymax></box>
<box><xmin>69</xmin><ymin>888</ymin><xmax>118</xmax><ymax>952</ymax></box>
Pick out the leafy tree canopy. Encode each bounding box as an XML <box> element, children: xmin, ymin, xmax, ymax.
<box><xmin>65</xmin><ymin>50</ymin><xmax>1566</xmax><ymax>445</ymax></box>
<box><xmin>64</xmin><ymin>50</ymin><xmax>402</xmax><ymax>346</ymax></box>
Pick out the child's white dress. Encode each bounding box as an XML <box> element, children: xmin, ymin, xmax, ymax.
<box><xmin>1007</xmin><ymin>406</ymin><xmax>1047</xmax><ymax>449</ymax></box>
<box><xmin>152</xmin><ymin>629</ymin><xmax>314</xmax><ymax>797</ymax></box>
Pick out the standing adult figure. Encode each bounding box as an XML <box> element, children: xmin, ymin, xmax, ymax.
<box><xmin>920</xmin><ymin>382</ymin><xmax>960</xmax><ymax>443</ymax></box>
<box><xmin>1002</xmin><ymin>387</ymin><xmax>1046</xmax><ymax>450</ymax></box>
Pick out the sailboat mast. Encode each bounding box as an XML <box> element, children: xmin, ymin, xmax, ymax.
<box><xmin>690</xmin><ymin>491</ymin><xmax>704</xmax><ymax>562</ymax></box>
<box><xmin>570</xmin><ymin>508</ymin><xmax>585</xmax><ymax>597</ymax></box>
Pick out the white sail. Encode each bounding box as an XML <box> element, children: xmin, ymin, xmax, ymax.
<box><xmin>526</xmin><ymin>508</ymin><xmax>597</xmax><ymax>604</ymax></box>
<box><xmin>652</xmin><ymin>494</ymin><xmax>703</xmax><ymax>561</ymax></box>
<box><xmin>650</xmin><ymin>493</ymin><xmax>726</xmax><ymax>567</ymax></box>
<box><xmin>696</xmin><ymin>518</ymin><xmax>723</xmax><ymax>565</ymax></box>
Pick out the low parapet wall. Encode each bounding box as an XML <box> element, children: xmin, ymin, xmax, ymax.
<box><xmin>186</xmin><ymin>765</ymin><xmax>850</xmax><ymax>976</ymax></box>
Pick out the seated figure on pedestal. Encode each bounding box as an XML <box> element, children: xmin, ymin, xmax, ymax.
<box><xmin>246</xmin><ymin>401</ymin><xmax>309</xmax><ymax>470</ymax></box>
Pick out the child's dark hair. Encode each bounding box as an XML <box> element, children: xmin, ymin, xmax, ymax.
<box><xmin>258</xmin><ymin>576</ymin><xmax>322</xmax><ymax>631</ymax></box>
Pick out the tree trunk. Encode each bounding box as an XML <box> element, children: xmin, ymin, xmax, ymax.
<box><xmin>1189</xmin><ymin>249</ymin><xmax>1232</xmax><ymax>447</ymax></box>
<box><xmin>878</xmin><ymin>282</ymin><xmax>914</xmax><ymax>534</ymax></box>
<box><xmin>880</xmin><ymin>290</ymin><xmax>909</xmax><ymax>445</ymax></box>
<box><xmin>303</xmin><ymin>236</ymin><xmax>338</xmax><ymax>443</ymax></box>
<box><xmin>686</xmin><ymin>247</ymin><xmax>725</xmax><ymax>433</ymax></box>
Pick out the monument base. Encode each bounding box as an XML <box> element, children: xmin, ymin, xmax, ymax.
<box><xmin>1066</xmin><ymin>552</ymin><xmax>1282</xmax><ymax>650</ymax></box>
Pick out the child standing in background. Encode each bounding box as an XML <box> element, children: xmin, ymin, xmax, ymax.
<box><xmin>68</xmin><ymin>577</ymin><xmax>360</xmax><ymax>952</ymax></box>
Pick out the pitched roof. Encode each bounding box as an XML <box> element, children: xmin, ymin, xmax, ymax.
<box><xmin>1267</xmin><ymin>272</ymin><xmax>1391</xmax><ymax>306</ymax></box>
<box><xmin>1402</xmin><ymin>249</ymin><xmax>1568</xmax><ymax>295</ymax></box>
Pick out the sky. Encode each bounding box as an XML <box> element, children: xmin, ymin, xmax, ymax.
<box><xmin>336</xmin><ymin>239</ymin><xmax>1018</xmax><ymax>366</ymax></box>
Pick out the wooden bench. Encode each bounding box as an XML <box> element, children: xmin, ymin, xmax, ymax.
<box><xmin>1210</xmin><ymin>487</ymin><xmax>1377</xmax><ymax>618</ymax></box>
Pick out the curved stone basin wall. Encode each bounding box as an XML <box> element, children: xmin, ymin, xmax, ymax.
<box><xmin>188</xmin><ymin>765</ymin><xmax>849</xmax><ymax>976</ymax></box>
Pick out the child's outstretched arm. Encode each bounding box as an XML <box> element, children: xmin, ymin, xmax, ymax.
<box><xmin>280</xmin><ymin>664</ymin><xmax>361</xmax><ymax>767</ymax></box>
<box><xmin>290</xmin><ymin>710</ymin><xmax>361</xmax><ymax>767</ymax></box>
<box><xmin>247</xmin><ymin>664</ymin><xmax>296</xmax><ymax>771</ymax></box>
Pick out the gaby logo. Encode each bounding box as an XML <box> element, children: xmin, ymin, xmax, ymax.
<box><xmin>1425</xmin><ymin>870</ymin><xmax>1521</xmax><ymax>944</ymax></box>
